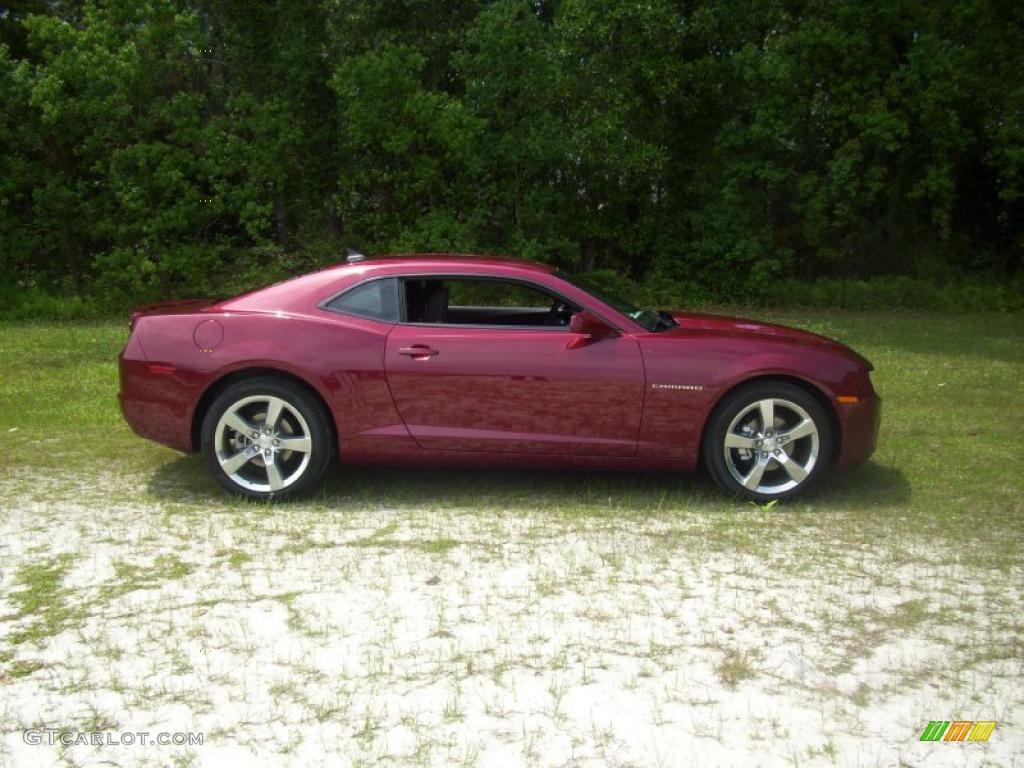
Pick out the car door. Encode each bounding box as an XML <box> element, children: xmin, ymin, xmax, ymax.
<box><xmin>384</xmin><ymin>276</ymin><xmax>644</xmax><ymax>456</ymax></box>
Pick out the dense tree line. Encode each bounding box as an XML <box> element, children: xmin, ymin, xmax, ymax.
<box><xmin>1</xmin><ymin>0</ymin><xmax>1021</xmax><ymax>307</ymax></box>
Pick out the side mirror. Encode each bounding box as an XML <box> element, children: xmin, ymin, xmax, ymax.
<box><xmin>567</xmin><ymin>311</ymin><xmax>616</xmax><ymax>348</ymax></box>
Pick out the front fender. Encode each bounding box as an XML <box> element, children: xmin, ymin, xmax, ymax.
<box><xmin>636</xmin><ymin>337</ymin><xmax>869</xmax><ymax>466</ymax></box>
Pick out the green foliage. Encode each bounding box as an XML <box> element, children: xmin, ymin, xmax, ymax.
<box><xmin>330</xmin><ymin>44</ymin><xmax>484</xmax><ymax>250</ymax></box>
<box><xmin>760</xmin><ymin>276</ymin><xmax>1024</xmax><ymax>314</ymax></box>
<box><xmin>0</xmin><ymin>0</ymin><xmax>1020</xmax><ymax>314</ymax></box>
<box><xmin>0</xmin><ymin>287</ymin><xmax>104</xmax><ymax>321</ymax></box>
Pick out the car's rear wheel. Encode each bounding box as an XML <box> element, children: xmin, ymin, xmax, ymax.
<box><xmin>201</xmin><ymin>377</ymin><xmax>333</xmax><ymax>500</ymax></box>
<box><xmin>704</xmin><ymin>381</ymin><xmax>832</xmax><ymax>502</ymax></box>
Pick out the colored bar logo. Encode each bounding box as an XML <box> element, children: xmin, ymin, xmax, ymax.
<box><xmin>920</xmin><ymin>721</ymin><xmax>996</xmax><ymax>742</ymax></box>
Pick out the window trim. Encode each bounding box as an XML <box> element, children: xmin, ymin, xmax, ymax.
<box><xmin>318</xmin><ymin>271</ymin><xmax>627</xmax><ymax>332</ymax></box>
<box><xmin>395</xmin><ymin>273</ymin><xmax>584</xmax><ymax>331</ymax></box>
<box><xmin>318</xmin><ymin>276</ymin><xmax>400</xmax><ymax>323</ymax></box>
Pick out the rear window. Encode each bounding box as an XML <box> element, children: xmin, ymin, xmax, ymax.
<box><xmin>324</xmin><ymin>278</ymin><xmax>399</xmax><ymax>322</ymax></box>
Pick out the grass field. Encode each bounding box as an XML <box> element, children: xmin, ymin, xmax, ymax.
<box><xmin>1</xmin><ymin>311</ymin><xmax>1022</xmax><ymax>767</ymax></box>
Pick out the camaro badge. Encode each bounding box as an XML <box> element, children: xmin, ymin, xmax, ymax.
<box><xmin>651</xmin><ymin>383</ymin><xmax>704</xmax><ymax>391</ymax></box>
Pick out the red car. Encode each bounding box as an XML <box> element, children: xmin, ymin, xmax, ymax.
<box><xmin>118</xmin><ymin>253</ymin><xmax>880</xmax><ymax>501</ymax></box>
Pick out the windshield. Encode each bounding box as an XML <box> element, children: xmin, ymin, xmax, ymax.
<box><xmin>555</xmin><ymin>270</ymin><xmax>675</xmax><ymax>332</ymax></box>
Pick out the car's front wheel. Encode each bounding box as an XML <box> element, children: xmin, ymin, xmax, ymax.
<box><xmin>201</xmin><ymin>377</ymin><xmax>333</xmax><ymax>500</ymax></box>
<box><xmin>704</xmin><ymin>381</ymin><xmax>832</xmax><ymax>502</ymax></box>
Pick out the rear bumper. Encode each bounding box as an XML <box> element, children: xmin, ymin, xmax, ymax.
<box><xmin>835</xmin><ymin>394</ymin><xmax>881</xmax><ymax>469</ymax></box>
<box><xmin>118</xmin><ymin>357</ymin><xmax>196</xmax><ymax>453</ymax></box>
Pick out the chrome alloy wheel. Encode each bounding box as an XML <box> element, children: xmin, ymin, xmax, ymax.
<box><xmin>214</xmin><ymin>395</ymin><xmax>313</xmax><ymax>493</ymax></box>
<box><xmin>722</xmin><ymin>397</ymin><xmax>820</xmax><ymax>496</ymax></box>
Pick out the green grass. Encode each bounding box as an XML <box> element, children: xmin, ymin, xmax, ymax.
<box><xmin>2</xmin><ymin>554</ymin><xmax>84</xmax><ymax>665</ymax></box>
<box><xmin>0</xmin><ymin>311</ymin><xmax>1021</xmax><ymax>566</ymax></box>
<box><xmin>715</xmin><ymin>647</ymin><xmax>759</xmax><ymax>689</ymax></box>
<box><xmin>99</xmin><ymin>555</ymin><xmax>196</xmax><ymax>602</ymax></box>
<box><xmin>1</xmin><ymin>310</ymin><xmax>1020</xmax><ymax>765</ymax></box>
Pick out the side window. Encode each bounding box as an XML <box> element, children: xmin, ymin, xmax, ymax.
<box><xmin>447</xmin><ymin>280</ymin><xmax>551</xmax><ymax>308</ymax></box>
<box><xmin>324</xmin><ymin>278</ymin><xmax>398</xmax><ymax>322</ymax></box>
<box><xmin>402</xmin><ymin>277</ymin><xmax>578</xmax><ymax>327</ymax></box>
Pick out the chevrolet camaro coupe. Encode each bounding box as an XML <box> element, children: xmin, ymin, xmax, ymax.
<box><xmin>118</xmin><ymin>253</ymin><xmax>880</xmax><ymax>501</ymax></box>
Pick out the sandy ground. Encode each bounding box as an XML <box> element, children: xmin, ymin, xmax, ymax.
<box><xmin>1</xmin><ymin>471</ymin><xmax>1021</xmax><ymax>768</ymax></box>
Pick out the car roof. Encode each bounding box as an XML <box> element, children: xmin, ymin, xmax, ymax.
<box><xmin>336</xmin><ymin>253</ymin><xmax>557</xmax><ymax>273</ymax></box>
<box><xmin>217</xmin><ymin>253</ymin><xmax>561</xmax><ymax>315</ymax></box>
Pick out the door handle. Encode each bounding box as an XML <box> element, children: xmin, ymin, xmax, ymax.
<box><xmin>397</xmin><ymin>345</ymin><xmax>439</xmax><ymax>358</ymax></box>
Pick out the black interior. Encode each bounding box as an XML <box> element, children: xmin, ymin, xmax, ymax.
<box><xmin>403</xmin><ymin>278</ymin><xmax>576</xmax><ymax>327</ymax></box>
<box><xmin>422</xmin><ymin>281</ymin><xmax>449</xmax><ymax>323</ymax></box>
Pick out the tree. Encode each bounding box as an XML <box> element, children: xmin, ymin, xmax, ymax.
<box><xmin>0</xmin><ymin>0</ymin><xmax>1019</xmax><ymax>308</ymax></box>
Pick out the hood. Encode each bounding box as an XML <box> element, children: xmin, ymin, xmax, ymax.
<box><xmin>665</xmin><ymin>311</ymin><xmax>872</xmax><ymax>368</ymax></box>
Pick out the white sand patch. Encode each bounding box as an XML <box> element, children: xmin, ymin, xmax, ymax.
<box><xmin>1</xmin><ymin>472</ymin><xmax>1021</xmax><ymax>767</ymax></box>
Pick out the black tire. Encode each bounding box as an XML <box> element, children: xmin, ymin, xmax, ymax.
<box><xmin>201</xmin><ymin>376</ymin><xmax>334</xmax><ymax>500</ymax></box>
<box><xmin>703</xmin><ymin>381</ymin><xmax>833</xmax><ymax>502</ymax></box>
